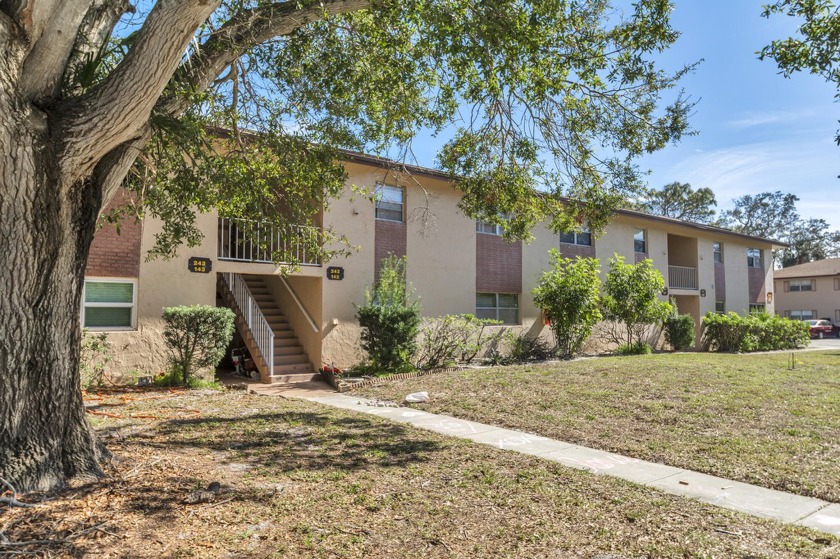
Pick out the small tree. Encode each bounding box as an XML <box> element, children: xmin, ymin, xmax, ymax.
<box><xmin>356</xmin><ymin>255</ymin><xmax>421</xmax><ymax>373</ymax></box>
<box><xmin>602</xmin><ymin>255</ymin><xmax>672</xmax><ymax>350</ymax></box>
<box><xmin>162</xmin><ymin>306</ymin><xmax>236</xmax><ymax>385</ymax></box>
<box><xmin>533</xmin><ymin>252</ymin><xmax>602</xmax><ymax>358</ymax></box>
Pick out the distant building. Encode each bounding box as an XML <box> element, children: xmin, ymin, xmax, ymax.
<box><xmin>774</xmin><ymin>258</ymin><xmax>840</xmax><ymax>324</ymax></box>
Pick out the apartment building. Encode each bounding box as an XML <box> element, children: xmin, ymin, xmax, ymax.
<box><xmin>84</xmin><ymin>153</ymin><xmax>782</xmax><ymax>381</ymax></box>
<box><xmin>773</xmin><ymin>258</ymin><xmax>840</xmax><ymax>323</ymax></box>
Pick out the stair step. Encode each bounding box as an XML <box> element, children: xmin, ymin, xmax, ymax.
<box><xmin>271</xmin><ymin>363</ymin><xmax>314</xmax><ymax>376</ymax></box>
<box><xmin>268</xmin><ymin>372</ymin><xmax>320</xmax><ymax>384</ymax></box>
<box><xmin>275</xmin><ymin>345</ymin><xmax>304</xmax><ymax>356</ymax></box>
<box><xmin>275</xmin><ymin>330</ymin><xmax>296</xmax><ymax>339</ymax></box>
<box><xmin>274</xmin><ymin>354</ymin><xmax>309</xmax><ymax>366</ymax></box>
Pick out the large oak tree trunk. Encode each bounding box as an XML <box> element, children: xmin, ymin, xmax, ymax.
<box><xmin>0</xmin><ymin>49</ymin><xmax>104</xmax><ymax>492</ymax></box>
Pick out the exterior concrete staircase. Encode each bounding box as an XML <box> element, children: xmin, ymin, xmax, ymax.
<box><xmin>219</xmin><ymin>273</ymin><xmax>317</xmax><ymax>384</ymax></box>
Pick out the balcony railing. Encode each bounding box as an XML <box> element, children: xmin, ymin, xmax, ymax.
<box><xmin>218</xmin><ymin>217</ymin><xmax>321</xmax><ymax>266</ymax></box>
<box><xmin>668</xmin><ymin>265</ymin><xmax>698</xmax><ymax>290</ymax></box>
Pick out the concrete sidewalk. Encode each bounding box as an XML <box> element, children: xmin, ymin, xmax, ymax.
<box><xmin>286</xmin><ymin>390</ymin><xmax>840</xmax><ymax>537</ymax></box>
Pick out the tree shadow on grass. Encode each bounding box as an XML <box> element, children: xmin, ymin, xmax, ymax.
<box><xmin>150</xmin><ymin>410</ymin><xmax>447</xmax><ymax>474</ymax></box>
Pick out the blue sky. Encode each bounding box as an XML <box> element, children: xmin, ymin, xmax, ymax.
<box><xmin>407</xmin><ymin>1</ymin><xmax>840</xmax><ymax>228</ymax></box>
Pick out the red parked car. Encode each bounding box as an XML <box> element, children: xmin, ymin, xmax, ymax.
<box><xmin>807</xmin><ymin>319</ymin><xmax>834</xmax><ymax>339</ymax></box>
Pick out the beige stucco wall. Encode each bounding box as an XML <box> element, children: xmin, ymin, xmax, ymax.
<box><xmin>774</xmin><ymin>276</ymin><xmax>840</xmax><ymax>320</ymax></box>
<box><xmin>101</xmin><ymin>210</ymin><xmax>219</xmax><ymax>375</ymax></box>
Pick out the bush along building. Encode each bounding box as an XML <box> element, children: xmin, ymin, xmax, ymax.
<box><xmin>84</xmin><ymin>153</ymin><xmax>784</xmax><ymax>382</ymax></box>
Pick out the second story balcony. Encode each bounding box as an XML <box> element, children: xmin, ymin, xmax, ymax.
<box><xmin>668</xmin><ymin>265</ymin><xmax>698</xmax><ymax>290</ymax></box>
<box><xmin>218</xmin><ymin>217</ymin><xmax>321</xmax><ymax>266</ymax></box>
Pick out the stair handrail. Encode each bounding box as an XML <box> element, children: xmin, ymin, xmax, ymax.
<box><xmin>223</xmin><ymin>273</ymin><xmax>274</xmax><ymax>375</ymax></box>
<box><xmin>279</xmin><ymin>276</ymin><xmax>319</xmax><ymax>333</ymax></box>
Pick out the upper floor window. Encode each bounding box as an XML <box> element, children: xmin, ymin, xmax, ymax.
<box><xmin>476</xmin><ymin>221</ymin><xmax>502</xmax><ymax>235</ymax></box>
<box><xmin>559</xmin><ymin>228</ymin><xmax>592</xmax><ymax>246</ymax></box>
<box><xmin>633</xmin><ymin>229</ymin><xmax>647</xmax><ymax>254</ymax></box>
<box><xmin>788</xmin><ymin>279</ymin><xmax>814</xmax><ymax>292</ymax></box>
<box><xmin>82</xmin><ymin>278</ymin><xmax>136</xmax><ymax>330</ymax></box>
<box><xmin>713</xmin><ymin>242</ymin><xmax>722</xmax><ymax>264</ymax></box>
<box><xmin>375</xmin><ymin>184</ymin><xmax>404</xmax><ymax>222</ymax></box>
<box><xmin>747</xmin><ymin>248</ymin><xmax>762</xmax><ymax>269</ymax></box>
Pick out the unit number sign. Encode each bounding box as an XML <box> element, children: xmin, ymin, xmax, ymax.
<box><xmin>188</xmin><ymin>257</ymin><xmax>212</xmax><ymax>273</ymax></box>
<box><xmin>327</xmin><ymin>266</ymin><xmax>345</xmax><ymax>280</ymax></box>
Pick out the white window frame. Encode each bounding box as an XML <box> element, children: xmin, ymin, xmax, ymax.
<box><xmin>633</xmin><ymin>229</ymin><xmax>647</xmax><ymax>254</ymax></box>
<box><xmin>81</xmin><ymin>277</ymin><xmax>137</xmax><ymax>331</ymax></box>
<box><xmin>374</xmin><ymin>183</ymin><xmax>404</xmax><ymax>222</ymax></box>
<box><xmin>475</xmin><ymin>293</ymin><xmax>520</xmax><ymax>325</ymax></box>
<box><xmin>789</xmin><ymin>279</ymin><xmax>814</xmax><ymax>292</ymax></box>
<box><xmin>787</xmin><ymin>309</ymin><xmax>815</xmax><ymax>321</ymax></box>
<box><xmin>476</xmin><ymin>221</ymin><xmax>504</xmax><ymax>236</ymax></box>
<box><xmin>559</xmin><ymin>228</ymin><xmax>592</xmax><ymax>246</ymax></box>
<box><xmin>713</xmin><ymin>242</ymin><xmax>722</xmax><ymax>264</ymax></box>
<box><xmin>747</xmin><ymin>248</ymin><xmax>762</xmax><ymax>269</ymax></box>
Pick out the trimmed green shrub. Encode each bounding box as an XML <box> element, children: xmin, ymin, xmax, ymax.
<box><xmin>415</xmin><ymin>314</ymin><xmax>502</xmax><ymax>370</ymax></box>
<box><xmin>356</xmin><ymin>255</ymin><xmax>421</xmax><ymax>374</ymax></box>
<box><xmin>701</xmin><ymin>312</ymin><xmax>810</xmax><ymax>352</ymax></box>
<box><xmin>602</xmin><ymin>255</ymin><xmax>672</xmax><ymax>347</ymax></box>
<box><xmin>162</xmin><ymin>305</ymin><xmax>235</xmax><ymax>385</ymax></box>
<box><xmin>664</xmin><ymin>313</ymin><xmax>695</xmax><ymax>351</ymax></box>
<box><xmin>533</xmin><ymin>252</ymin><xmax>601</xmax><ymax>358</ymax></box>
<box><xmin>615</xmin><ymin>341</ymin><xmax>652</xmax><ymax>355</ymax></box>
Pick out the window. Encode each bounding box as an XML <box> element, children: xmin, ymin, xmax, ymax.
<box><xmin>747</xmin><ymin>248</ymin><xmax>762</xmax><ymax>269</ymax></box>
<box><xmin>559</xmin><ymin>229</ymin><xmax>592</xmax><ymax>246</ymax></box>
<box><xmin>476</xmin><ymin>221</ymin><xmax>503</xmax><ymax>235</ymax></box>
<box><xmin>713</xmin><ymin>242</ymin><xmax>722</xmax><ymax>264</ymax></box>
<box><xmin>749</xmin><ymin>303</ymin><xmax>766</xmax><ymax>313</ymax></box>
<box><xmin>476</xmin><ymin>293</ymin><xmax>519</xmax><ymax>324</ymax></box>
<box><xmin>788</xmin><ymin>279</ymin><xmax>814</xmax><ymax>292</ymax></box>
<box><xmin>834</xmin><ymin>278</ymin><xmax>840</xmax><ymax>291</ymax></box>
<box><xmin>835</xmin><ymin>309</ymin><xmax>840</xmax><ymax>322</ymax></box>
<box><xmin>787</xmin><ymin>310</ymin><xmax>815</xmax><ymax>321</ymax></box>
<box><xmin>715</xmin><ymin>300</ymin><xmax>725</xmax><ymax>313</ymax></box>
<box><xmin>374</xmin><ymin>184</ymin><xmax>403</xmax><ymax>222</ymax></box>
<box><xmin>633</xmin><ymin>229</ymin><xmax>647</xmax><ymax>254</ymax></box>
<box><xmin>82</xmin><ymin>279</ymin><xmax>136</xmax><ymax>329</ymax></box>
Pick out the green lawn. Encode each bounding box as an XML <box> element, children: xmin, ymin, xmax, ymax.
<box><xmin>359</xmin><ymin>351</ymin><xmax>840</xmax><ymax>503</ymax></box>
<box><xmin>3</xmin><ymin>390</ymin><xmax>834</xmax><ymax>558</ymax></box>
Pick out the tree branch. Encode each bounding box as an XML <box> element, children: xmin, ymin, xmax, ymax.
<box><xmin>61</xmin><ymin>0</ymin><xmax>135</xmax><ymax>98</ymax></box>
<box><xmin>19</xmin><ymin>0</ymin><xmax>97</xmax><ymax>101</ymax></box>
<box><xmin>0</xmin><ymin>0</ymin><xmax>64</xmax><ymax>45</ymax></box>
<box><xmin>58</xmin><ymin>0</ymin><xmax>221</xmax><ymax>184</ymax></box>
<box><xmin>160</xmin><ymin>0</ymin><xmax>372</xmax><ymax>117</ymax></box>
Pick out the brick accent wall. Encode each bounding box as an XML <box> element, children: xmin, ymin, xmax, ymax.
<box><xmin>85</xmin><ymin>188</ymin><xmax>142</xmax><ymax>278</ymax></box>
<box><xmin>374</xmin><ymin>219</ymin><xmax>407</xmax><ymax>281</ymax></box>
<box><xmin>714</xmin><ymin>262</ymin><xmax>726</xmax><ymax>301</ymax></box>
<box><xmin>476</xmin><ymin>233</ymin><xmax>522</xmax><ymax>293</ymax></box>
<box><xmin>558</xmin><ymin>243</ymin><xmax>595</xmax><ymax>259</ymax></box>
<box><xmin>748</xmin><ymin>267</ymin><xmax>766</xmax><ymax>304</ymax></box>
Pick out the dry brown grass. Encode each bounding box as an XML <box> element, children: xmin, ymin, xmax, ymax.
<box><xmin>0</xmin><ymin>389</ymin><xmax>835</xmax><ymax>558</ymax></box>
<box><xmin>359</xmin><ymin>351</ymin><xmax>840</xmax><ymax>504</ymax></box>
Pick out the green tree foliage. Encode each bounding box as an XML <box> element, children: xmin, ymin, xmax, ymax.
<box><xmin>109</xmin><ymin>0</ymin><xmax>697</xmax><ymax>257</ymax></box>
<box><xmin>641</xmin><ymin>182</ymin><xmax>717</xmax><ymax>223</ymax></box>
<box><xmin>602</xmin><ymin>255</ymin><xmax>672</xmax><ymax>347</ymax></box>
<box><xmin>162</xmin><ymin>306</ymin><xmax>236</xmax><ymax>384</ymax></box>
<box><xmin>701</xmin><ymin>311</ymin><xmax>810</xmax><ymax>352</ymax></box>
<box><xmin>356</xmin><ymin>255</ymin><xmax>421</xmax><ymax>373</ymax></box>
<box><xmin>718</xmin><ymin>191</ymin><xmax>840</xmax><ymax>265</ymax></box>
<box><xmin>533</xmin><ymin>252</ymin><xmax>602</xmax><ymax>358</ymax></box>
